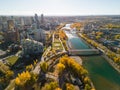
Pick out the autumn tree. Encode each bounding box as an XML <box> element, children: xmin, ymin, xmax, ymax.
<box><xmin>65</xmin><ymin>83</ymin><xmax>75</xmax><ymax>90</ymax></box>
<box><xmin>42</xmin><ymin>81</ymin><xmax>59</xmax><ymax>90</ymax></box>
<box><xmin>59</xmin><ymin>56</ymin><xmax>91</xmax><ymax>89</ymax></box>
<box><xmin>56</xmin><ymin>63</ymin><xmax>65</xmax><ymax>75</ymax></box>
<box><xmin>71</xmin><ymin>23</ymin><xmax>82</xmax><ymax>31</ymax></box>
<box><xmin>15</xmin><ymin>71</ymin><xmax>31</xmax><ymax>86</ymax></box>
<box><xmin>84</xmin><ymin>76</ymin><xmax>91</xmax><ymax>84</ymax></box>
<box><xmin>5</xmin><ymin>70</ymin><xmax>14</xmax><ymax>79</ymax></box>
<box><xmin>15</xmin><ymin>71</ymin><xmax>38</xmax><ymax>89</ymax></box>
<box><xmin>26</xmin><ymin>64</ymin><xmax>33</xmax><ymax>71</ymax></box>
<box><xmin>55</xmin><ymin>88</ymin><xmax>62</xmax><ymax>90</ymax></box>
<box><xmin>114</xmin><ymin>35</ymin><xmax>120</xmax><ymax>39</ymax></box>
<box><xmin>59</xmin><ymin>56</ymin><xmax>88</xmax><ymax>76</ymax></box>
<box><xmin>59</xmin><ymin>30</ymin><xmax>68</xmax><ymax>40</ymax></box>
<box><xmin>85</xmin><ymin>84</ymin><xmax>91</xmax><ymax>90</ymax></box>
<box><xmin>96</xmin><ymin>36</ymin><xmax>101</xmax><ymax>40</ymax></box>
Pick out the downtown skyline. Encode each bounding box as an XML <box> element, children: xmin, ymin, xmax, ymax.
<box><xmin>0</xmin><ymin>0</ymin><xmax>120</xmax><ymax>16</ymax></box>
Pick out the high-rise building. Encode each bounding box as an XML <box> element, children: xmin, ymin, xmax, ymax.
<box><xmin>21</xmin><ymin>17</ymin><xmax>25</xmax><ymax>26</ymax></box>
<box><xmin>7</xmin><ymin>20</ymin><xmax>14</xmax><ymax>30</ymax></box>
<box><xmin>0</xmin><ymin>23</ymin><xmax>3</xmax><ymax>31</ymax></box>
<box><xmin>4</xmin><ymin>30</ymin><xmax>18</xmax><ymax>43</ymax></box>
<box><xmin>31</xmin><ymin>16</ymin><xmax>35</xmax><ymax>24</ymax></box>
<box><xmin>40</xmin><ymin>14</ymin><xmax>44</xmax><ymax>24</ymax></box>
<box><xmin>34</xmin><ymin>14</ymin><xmax>40</xmax><ymax>29</ymax></box>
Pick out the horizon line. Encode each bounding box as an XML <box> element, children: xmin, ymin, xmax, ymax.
<box><xmin>0</xmin><ymin>14</ymin><xmax>120</xmax><ymax>17</ymax></box>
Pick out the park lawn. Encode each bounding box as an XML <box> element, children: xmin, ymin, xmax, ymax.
<box><xmin>54</xmin><ymin>39</ymin><xmax>60</xmax><ymax>42</ymax></box>
<box><xmin>53</xmin><ymin>42</ymin><xmax>63</xmax><ymax>50</ymax></box>
<box><xmin>53</xmin><ymin>38</ymin><xmax>63</xmax><ymax>51</ymax></box>
<box><xmin>6</xmin><ymin>56</ymin><xmax>19</xmax><ymax>66</ymax></box>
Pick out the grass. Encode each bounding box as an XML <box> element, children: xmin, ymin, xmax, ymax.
<box><xmin>53</xmin><ymin>42</ymin><xmax>63</xmax><ymax>50</ymax></box>
<box><xmin>6</xmin><ymin>56</ymin><xmax>19</xmax><ymax>66</ymax></box>
<box><xmin>0</xmin><ymin>62</ymin><xmax>9</xmax><ymax>74</ymax></box>
<box><xmin>53</xmin><ymin>38</ymin><xmax>63</xmax><ymax>51</ymax></box>
<box><xmin>54</xmin><ymin>39</ymin><xmax>60</xmax><ymax>42</ymax></box>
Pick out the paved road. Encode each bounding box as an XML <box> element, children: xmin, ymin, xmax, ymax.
<box><xmin>33</xmin><ymin>61</ymin><xmax>41</xmax><ymax>74</ymax></box>
<box><xmin>46</xmin><ymin>73</ymin><xmax>58</xmax><ymax>81</ymax></box>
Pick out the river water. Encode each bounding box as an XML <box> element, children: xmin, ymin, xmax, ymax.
<box><xmin>64</xmin><ymin>24</ymin><xmax>120</xmax><ymax>90</ymax></box>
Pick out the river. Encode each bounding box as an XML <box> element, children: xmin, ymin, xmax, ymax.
<box><xmin>64</xmin><ymin>24</ymin><xmax>120</xmax><ymax>90</ymax></box>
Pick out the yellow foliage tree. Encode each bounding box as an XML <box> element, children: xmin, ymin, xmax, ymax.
<box><xmin>55</xmin><ymin>88</ymin><xmax>62</xmax><ymax>90</ymax></box>
<box><xmin>85</xmin><ymin>84</ymin><xmax>91</xmax><ymax>90</ymax></box>
<box><xmin>59</xmin><ymin>30</ymin><xmax>67</xmax><ymax>40</ymax></box>
<box><xmin>5</xmin><ymin>70</ymin><xmax>14</xmax><ymax>79</ymax></box>
<box><xmin>15</xmin><ymin>71</ymin><xmax>31</xmax><ymax>86</ymax></box>
<box><xmin>96</xmin><ymin>36</ymin><xmax>101</xmax><ymax>40</ymax></box>
<box><xmin>59</xmin><ymin>56</ymin><xmax>91</xmax><ymax>89</ymax></box>
<box><xmin>113</xmin><ymin>57</ymin><xmax>119</xmax><ymax>63</ymax></box>
<box><xmin>42</xmin><ymin>82</ymin><xmax>59</xmax><ymax>90</ymax></box>
<box><xmin>84</xmin><ymin>77</ymin><xmax>90</xmax><ymax>84</ymax></box>
<box><xmin>71</xmin><ymin>23</ymin><xmax>82</xmax><ymax>31</ymax></box>
<box><xmin>56</xmin><ymin>63</ymin><xmax>65</xmax><ymax>75</ymax></box>
<box><xmin>59</xmin><ymin>56</ymin><xmax>88</xmax><ymax>76</ymax></box>
<box><xmin>15</xmin><ymin>71</ymin><xmax>38</xmax><ymax>90</ymax></box>
<box><xmin>15</xmin><ymin>77</ymin><xmax>21</xmax><ymax>85</ymax></box>
<box><xmin>26</xmin><ymin>64</ymin><xmax>33</xmax><ymax>71</ymax></box>
<box><xmin>66</xmin><ymin>83</ymin><xmax>75</xmax><ymax>90</ymax></box>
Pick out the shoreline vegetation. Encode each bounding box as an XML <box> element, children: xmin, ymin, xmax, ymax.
<box><xmin>78</xmin><ymin>33</ymin><xmax>120</xmax><ymax>73</ymax></box>
<box><xmin>59</xmin><ymin>55</ymin><xmax>95</xmax><ymax>90</ymax></box>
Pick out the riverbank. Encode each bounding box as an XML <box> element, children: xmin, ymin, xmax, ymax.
<box><xmin>62</xmin><ymin>24</ymin><xmax>120</xmax><ymax>90</ymax></box>
<box><xmin>70</xmin><ymin>56</ymin><xmax>96</xmax><ymax>89</ymax></box>
<box><xmin>77</xmin><ymin>33</ymin><xmax>95</xmax><ymax>49</ymax></box>
<box><xmin>102</xmin><ymin>54</ymin><xmax>120</xmax><ymax>73</ymax></box>
<box><xmin>82</xmin><ymin>56</ymin><xmax>120</xmax><ymax>90</ymax></box>
<box><xmin>63</xmin><ymin>25</ymin><xmax>95</xmax><ymax>89</ymax></box>
<box><xmin>77</xmin><ymin>33</ymin><xmax>120</xmax><ymax>73</ymax></box>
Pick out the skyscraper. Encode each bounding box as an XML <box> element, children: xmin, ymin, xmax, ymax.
<box><xmin>34</xmin><ymin>14</ymin><xmax>40</xmax><ymax>29</ymax></box>
<box><xmin>21</xmin><ymin>17</ymin><xmax>25</xmax><ymax>26</ymax></box>
<box><xmin>0</xmin><ymin>23</ymin><xmax>3</xmax><ymax>31</ymax></box>
<box><xmin>7</xmin><ymin>20</ymin><xmax>14</xmax><ymax>30</ymax></box>
<box><xmin>40</xmin><ymin>14</ymin><xmax>44</xmax><ymax>24</ymax></box>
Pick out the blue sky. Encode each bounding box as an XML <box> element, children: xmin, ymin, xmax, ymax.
<box><xmin>0</xmin><ymin>0</ymin><xmax>120</xmax><ymax>16</ymax></box>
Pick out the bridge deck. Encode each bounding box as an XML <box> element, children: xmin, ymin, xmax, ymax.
<box><xmin>69</xmin><ymin>49</ymin><xmax>98</xmax><ymax>52</ymax></box>
<box><xmin>68</xmin><ymin>49</ymin><xmax>100</xmax><ymax>56</ymax></box>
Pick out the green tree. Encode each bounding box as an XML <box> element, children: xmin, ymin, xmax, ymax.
<box><xmin>85</xmin><ymin>84</ymin><xmax>91</xmax><ymax>90</ymax></box>
<box><xmin>40</xmin><ymin>62</ymin><xmax>48</xmax><ymax>73</ymax></box>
